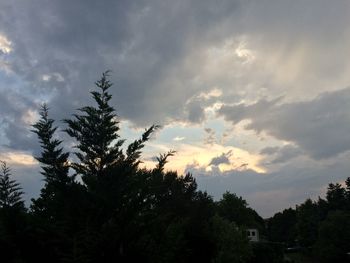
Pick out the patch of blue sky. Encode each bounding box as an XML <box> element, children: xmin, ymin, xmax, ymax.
<box><xmin>156</xmin><ymin>124</ymin><xmax>203</xmax><ymax>145</ymax></box>
<box><xmin>203</xmin><ymin>118</ymin><xmax>226</xmax><ymax>135</ymax></box>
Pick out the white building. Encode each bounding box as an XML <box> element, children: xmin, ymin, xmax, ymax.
<box><xmin>246</xmin><ymin>228</ymin><xmax>259</xmax><ymax>242</ymax></box>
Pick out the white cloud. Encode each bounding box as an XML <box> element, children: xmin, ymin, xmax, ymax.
<box><xmin>41</xmin><ymin>74</ymin><xmax>51</xmax><ymax>81</ymax></box>
<box><xmin>197</xmin><ymin>88</ymin><xmax>223</xmax><ymax>100</ymax></box>
<box><xmin>141</xmin><ymin>141</ymin><xmax>265</xmax><ymax>174</ymax></box>
<box><xmin>173</xmin><ymin>136</ymin><xmax>185</xmax><ymax>141</ymax></box>
<box><xmin>0</xmin><ymin>151</ymin><xmax>37</xmax><ymax>166</ymax></box>
<box><xmin>0</xmin><ymin>33</ymin><xmax>12</xmax><ymax>54</ymax></box>
<box><xmin>41</xmin><ymin>72</ymin><xmax>65</xmax><ymax>82</ymax></box>
<box><xmin>21</xmin><ymin>109</ymin><xmax>39</xmax><ymax>125</ymax></box>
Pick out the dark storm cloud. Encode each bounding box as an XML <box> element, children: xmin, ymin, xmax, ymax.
<box><xmin>260</xmin><ymin>146</ymin><xmax>280</xmax><ymax>155</ymax></box>
<box><xmin>186</xmin><ymin>99</ymin><xmax>206</xmax><ymax>124</ymax></box>
<box><xmin>0</xmin><ymin>89</ymin><xmax>39</xmax><ymax>152</ymax></box>
<box><xmin>269</xmin><ymin>145</ymin><xmax>302</xmax><ymax>164</ymax></box>
<box><xmin>0</xmin><ymin>0</ymin><xmax>247</xmax><ymax>158</ymax></box>
<box><xmin>218</xmin><ymin>88</ymin><xmax>350</xmax><ymax>159</ymax></box>
<box><xmin>1</xmin><ymin>0</ymin><xmax>349</xmax><ymax>153</ymax></box>
<box><xmin>260</xmin><ymin>145</ymin><xmax>303</xmax><ymax>164</ymax></box>
<box><xmin>0</xmin><ymin>0</ymin><xmax>242</xmax><ymax>127</ymax></box>
<box><xmin>209</xmin><ymin>150</ymin><xmax>232</xmax><ymax>166</ymax></box>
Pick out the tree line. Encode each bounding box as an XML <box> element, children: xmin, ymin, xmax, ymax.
<box><xmin>267</xmin><ymin>178</ymin><xmax>350</xmax><ymax>262</ymax></box>
<box><xmin>0</xmin><ymin>72</ymin><xmax>264</xmax><ymax>263</ymax></box>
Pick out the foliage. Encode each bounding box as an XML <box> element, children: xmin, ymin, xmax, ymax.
<box><xmin>316</xmin><ymin>210</ymin><xmax>350</xmax><ymax>262</ymax></box>
<box><xmin>326</xmin><ymin>183</ymin><xmax>347</xmax><ymax>210</ymax></box>
<box><xmin>248</xmin><ymin>242</ymin><xmax>284</xmax><ymax>263</ymax></box>
<box><xmin>267</xmin><ymin>176</ymin><xmax>350</xmax><ymax>262</ymax></box>
<box><xmin>295</xmin><ymin>199</ymin><xmax>319</xmax><ymax>248</ymax></box>
<box><xmin>31</xmin><ymin>104</ymin><xmax>75</xmax><ymax>219</ymax></box>
<box><xmin>267</xmin><ymin>208</ymin><xmax>297</xmax><ymax>246</ymax></box>
<box><xmin>31</xmin><ymin>104</ymin><xmax>71</xmax><ymax>185</ymax></box>
<box><xmin>0</xmin><ymin>161</ymin><xmax>24</xmax><ymax>209</ymax></box>
<box><xmin>63</xmin><ymin>71</ymin><xmax>125</xmax><ymax>186</ymax></box>
<box><xmin>210</xmin><ymin>215</ymin><xmax>252</xmax><ymax>263</ymax></box>
<box><xmin>0</xmin><ymin>161</ymin><xmax>27</xmax><ymax>262</ymax></box>
<box><xmin>217</xmin><ymin>192</ymin><xmax>265</xmax><ymax>232</ymax></box>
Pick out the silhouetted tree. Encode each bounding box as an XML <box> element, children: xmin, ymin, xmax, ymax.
<box><xmin>267</xmin><ymin>208</ymin><xmax>296</xmax><ymax>246</ymax></box>
<box><xmin>316</xmin><ymin>210</ymin><xmax>350</xmax><ymax>262</ymax></box>
<box><xmin>217</xmin><ymin>192</ymin><xmax>249</xmax><ymax>224</ymax></box>
<box><xmin>125</xmin><ymin>125</ymin><xmax>160</xmax><ymax>169</ymax></box>
<box><xmin>62</xmin><ymin>72</ymin><xmax>162</xmax><ymax>262</ymax></box>
<box><xmin>346</xmin><ymin>177</ymin><xmax>350</xmax><ymax>210</ymax></box>
<box><xmin>0</xmin><ymin>161</ymin><xmax>26</xmax><ymax>262</ymax></box>
<box><xmin>0</xmin><ymin>161</ymin><xmax>24</xmax><ymax>209</ymax></box>
<box><xmin>31</xmin><ymin>104</ymin><xmax>86</xmax><ymax>263</ymax></box>
<box><xmin>217</xmin><ymin>192</ymin><xmax>264</xmax><ymax>230</ymax></box>
<box><xmin>346</xmin><ymin>177</ymin><xmax>350</xmax><ymax>193</ymax></box>
<box><xmin>32</xmin><ymin>104</ymin><xmax>71</xmax><ymax>185</ymax></box>
<box><xmin>316</xmin><ymin>197</ymin><xmax>329</xmax><ymax>222</ymax></box>
<box><xmin>326</xmin><ymin>183</ymin><xmax>347</xmax><ymax>211</ymax></box>
<box><xmin>210</xmin><ymin>215</ymin><xmax>252</xmax><ymax>263</ymax></box>
<box><xmin>64</xmin><ymin>71</ymin><xmax>125</xmax><ymax>187</ymax></box>
<box><xmin>31</xmin><ymin>104</ymin><xmax>73</xmax><ymax>216</ymax></box>
<box><xmin>296</xmin><ymin>199</ymin><xmax>319</xmax><ymax>248</ymax></box>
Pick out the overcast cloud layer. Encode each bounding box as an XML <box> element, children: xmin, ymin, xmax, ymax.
<box><xmin>1</xmin><ymin>0</ymin><xmax>350</xmax><ymax>217</ymax></box>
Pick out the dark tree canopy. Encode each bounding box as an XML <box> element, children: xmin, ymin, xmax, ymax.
<box><xmin>267</xmin><ymin>177</ymin><xmax>350</xmax><ymax>262</ymax></box>
<box><xmin>267</xmin><ymin>208</ymin><xmax>296</xmax><ymax>246</ymax></box>
<box><xmin>0</xmin><ymin>161</ymin><xmax>24</xmax><ymax>209</ymax></box>
<box><xmin>64</xmin><ymin>71</ymin><xmax>124</xmax><ymax>184</ymax></box>
<box><xmin>32</xmin><ymin>104</ymin><xmax>71</xmax><ymax>185</ymax></box>
<box><xmin>316</xmin><ymin>210</ymin><xmax>350</xmax><ymax>262</ymax></box>
<box><xmin>217</xmin><ymin>191</ymin><xmax>264</xmax><ymax>230</ymax></box>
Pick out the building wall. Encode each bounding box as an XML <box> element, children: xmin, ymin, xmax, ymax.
<box><xmin>247</xmin><ymin>228</ymin><xmax>259</xmax><ymax>242</ymax></box>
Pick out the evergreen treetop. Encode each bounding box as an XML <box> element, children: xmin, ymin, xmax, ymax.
<box><xmin>32</xmin><ymin>104</ymin><xmax>70</xmax><ymax>185</ymax></box>
<box><xmin>0</xmin><ymin>161</ymin><xmax>24</xmax><ymax>209</ymax></box>
<box><xmin>64</xmin><ymin>71</ymin><xmax>159</xmax><ymax>187</ymax></box>
<box><xmin>64</xmin><ymin>71</ymin><xmax>124</xmax><ymax>184</ymax></box>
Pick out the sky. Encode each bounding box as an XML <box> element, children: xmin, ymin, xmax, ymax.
<box><xmin>1</xmin><ymin>0</ymin><xmax>350</xmax><ymax>217</ymax></box>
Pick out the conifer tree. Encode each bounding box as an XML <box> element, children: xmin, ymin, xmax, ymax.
<box><xmin>0</xmin><ymin>161</ymin><xmax>26</xmax><ymax>263</ymax></box>
<box><xmin>345</xmin><ymin>177</ymin><xmax>350</xmax><ymax>200</ymax></box>
<box><xmin>0</xmin><ymin>161</ymin><xmax>24</xmax><ymax>209</ymax></box>
<box><xmin>62</xmin><ymin>72</ymin><xmax>161</xmax><ymax>261</ymax></box>
<box><xmin>32</xmin><ymin>104</ymin><xmax>71</xmax><ymax>185</ymax></box>
<box><xmin>326</xmin><ymin>183</ymin><xmax>347</xmax><ymax>210</ymax></box>
<box><xmin>154</xmin><ymin>150</ymin><xmax>176</xmax><ymax>172</ymax></box>
<box><xmin>64</xmin><ymin>71</ymin><xmax>125</xmax><ymax>186</ymax></box>
<box><xmin>31</xmin><ymin>104</ymin><xmax>73</xmax><ymax>220</ymax></box>
<box><xmin>125</xmin><ymin>125</ymin><xmax>160</xmax><ymax>169</ymax></box>
<box><xmin>64</xmin><ymin>71</ymin><xmax>158</xmax><ymax>187</ymax></box>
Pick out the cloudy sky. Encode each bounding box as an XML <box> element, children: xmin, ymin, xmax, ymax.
<box><xmin>1</xmin><ymin>0</ymin><xmax>350</xmax><ymax>217</ymax></box>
